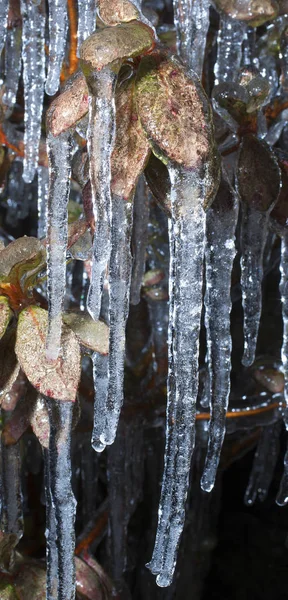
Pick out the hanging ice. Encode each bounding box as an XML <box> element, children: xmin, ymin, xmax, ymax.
<box><xmin>3</xmin><ymin>24</ymin><xmax>22</xmax><ymax>113</ymax></box>
<box><xmin>0</xmin><ymin>0</ymin><xmax>9</xmax><ymax>56</ymax></box>
<box><xmin>46</xmin><ymin>131</ymin><xmax>73</xmax><ymax>361</ymax></box>
<box><xmin>201</xmin><ymin>175</ymin><xmax>238</xmax><ymax>492</ymax></box>
<box><xmin>37</xmin><ymin>165</ymin><xmax>49</xmax><ymax>238</ymax></box>
<box><xmin>280</xmin><ymin>232</ymin><xmax>288</xmax><ymax>406</ymax></box>
<box><xmin>214</xmin><ymin>16</ymin><xmax>246</xmax><ymax>84</ymax></box>
<box><xmin>20</xmin><ymin>0</ymin><xmax>46</xmax><ymax>183</ymax></box>
<box><xmin>148</xmin><ymin>167</ymin><xmax>206</xmax><ymax>587</ymax></box>
<box><xmin>0</xmin><ymin>442</ymin><xmax>23</xmax><ymax>539</ymax></box>
<box><xmin>44</xmin><ymin>447</ymin><xmax>58</xmax><ymax>600</ymax></box>
<box><xmin>86</xmin><ymin>67</ymin><xmax>117</xmax><ymax>322</ymax></box>
<box><xmin>46</xmin><ymin>0</ymin><xmax>68</xmax><ymax>96</ymax></box>
<box><xmin>245</xmin><ymin>422</ymin><xmax>281</xmax><ymax>505</ymax></box>
<box><xmin>46</xmin><ymin>400</ymin><xmax>76</xmax><ymax>600</ymax></box>
<box><xmin>76</xmin><ymin>0</ymin><xmax>97</xmax><ymax>57</ymax></box>
<box><xmin>130</xmin><ymin>177</ymin><xmax>150</xmax><ymax>306</ymax></box>
<box><xmin>173</xmin><ymin>0</ymin><xmax>210</xmax><ymax>76</ymax></box>
<box><xmin>91</xmin><ymin>352</ymin><xmax>109</xmax><ymax>453</ymax></box>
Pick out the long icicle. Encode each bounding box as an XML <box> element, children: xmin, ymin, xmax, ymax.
<box><xmin>0</xmin><ymin>0</ymin><xmax>9</xmax><ymax>56</ymax></box>
<box><xmin>76</xmin><ymin>0</ymin><xmax>97</xmax><ymax>57</ymax></box>
<box><xmin>46</xmin><ymin>131</ymin><xmax>73</xmax><ymax>361</ymax></box>
<box><xmin>201</xmin><ymin>176</ymin><xmax>238</xmax><ymax>492</ymax></box>
<box><xmin>245</xmin><ymin>422</ymin><xmax>281</xmax><ymax>506</ymax></box>
<box><xmin>3</xmin><ymin>24</ymin><xmax>22</xmax><ymax>113</ymax></box>
<box><xmin>130</xmin><ymin>176</ymin><xmax>150</xmax><ymax>306</ymax></box>
<box><xmin>37</xmin><ymin>165</ymin><xmax>49</xmax><ymax>239</ymax></box>
<box><xmin>20</xmin><ymin>0</ymin><xmax>46</xmax><ymax>183</ymax></box>
<box><xmin>44</xmin><ymin>446</ymin><xmax>58</xmax><ymax>600</ymax></box>
<box><xmin>173</xmin><ymin>0</ymin><xmax>210</xmax><ymax>77</ymax></box>
<box><xmin>91</xmin><ymin>353</ymin><xmax>109</xmax><ymax>453</ymax></box>
<box><xmin>214</xmin><ymin>16</ymin><xmax>246</xmax><ymax>85</ymax></box>
<box><xmin>148</xmin><ymin>167</ymin><xmax>206</xmax><ymax>587</ymax></box>
<box><xmin>46</xmin><ymin>400</ymin><xmax>76</xmax><ymax>600</ymax></box>
<box><xmin>45</xmin><ymin>0</ymin><xmax>68</xmax><ymax>96</ymax></box>
<box><xmin>86</xmin><ymin>67</ymin><xmax>117</xmax><ymax>322</ymax></box>
<box><xmin>277</xmin><ymin>230</ymin><xmax>288</xmax><ymax>506</ymax></box>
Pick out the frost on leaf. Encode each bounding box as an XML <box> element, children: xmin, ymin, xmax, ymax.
<box><xmin>0</xmin><ymin>296</ymin><xmax>12</xmax><ymax>339</ymax></box>
<box><xmin>0</xmin><ymin>329</ymin><xmax>20</xmax><ymax>404</ymax></box>
<box><xmin>111</xmin><ymin>75</ymin><xmax>151</xmax><ymax>200</ymax></box>
<box><xmin>0</xmin><ymin>237</ymin><xmax>45</xmax><ymax>280</ymax></box>
<box><xmin>30</xmin><ymin>395</ymin><xmax>50</xmax><ymax>448</ymax></box>
<box><xmin>46</xmin><ymin>71</ymin><xmax>89</xmax><ymax>138</ymax></box>
<box><xmin>15</xmin><ymin>306</ymin><xmax>81</xmax><ymax>402</ymax></box>
<box><xmin>63</xmin><ymin>312</ymin><xmax>109</xmax><ymax>354</ymax></box>
<box><xmin>98</xmin><ymin>0</ymin><xmax>140</xmax><ymax>26</ymax></box>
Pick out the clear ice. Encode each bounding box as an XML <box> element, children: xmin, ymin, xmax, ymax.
<box><xmin>37</xmin><ymin>165</ymin><xmax>49</xmax><ymax>239</ymax></box>
<box><xmin>0</xmin><ymin>0</ymin><xmax>9</xmax><ymax>57</ymax></box>
<box><xmin>76</xmin><ymin>0</ymin><xmax>96</xmax><ymax>57</ymax></box>
<box><xmin>3</xmin><ymin>24</ymin><xmax>22</xmax><ymax>113</ymax></box>
<box><xmin>214</xmin><ymin>17</ymin><xmax>246</xmax><ymax>85</ymax></box>
<box><xmin>46</xmin><ymin>0</ymin><xmax>68</xmax><ymax>96</ymax></box>
<box><xmin>173</xmin><ymin>0</ymin><xmax>210</xmax><ymax>76</ymax></box>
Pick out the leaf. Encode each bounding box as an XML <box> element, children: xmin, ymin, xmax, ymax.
<box><xmin>111</xmin><ymin>75</ymin><xmax>151</xmax><ymax>200</ymax></box>
<box><xmin>2</xmin><ymin>392</ymin><xmax>34</xmax><ymax>445</ymax></box>
<box><xmin>0</xmin><ymin>296</ymin><xmax>12</xmax><ymax>340</ymax></box>
<box><xmin>0</xmin><ymin>531</ymin><xmax>19</xmax><ymax>572</ymax></box>
<box><xmin>80</xmin><ymin>20</ymin><xmax>155</xmax><ymax>73</ymax></box>
<box><xmin>0</xmin><ymin>237</ymin><xmax>45</xmax><ymax>280</ymax></box>
<box><xmin>46</xmin><ymin>71</ymin><xmax>89</xmax><ymax>137</ymax></box>
<box><xmin>136</xmin><ymin>54</ymin><xmax>217</xmax><ymax>170</ymax></box>
<box><xmin>14</xmin><ymin>559</ymin><xmax>46</xmax><ymax>600</ymax></box>
<box><xmin>1</xmin><ymin>370</ymin><xmax>27</xmax><ymax>412</ymax></box>
<box><xmin>237</xmin><ymin>134</ymin><xmax>281</xmax><ymax>212</ymax></box>
<box><xmin>214</xmin><ymin>0</ymin><xmax>278</xmax><ymax>25</ymax></box>
<box><xmin>63</xmin><ymin>312</ymin><xmax>109</xmax><ymax>354</ymax></box>
<box><xmin>270</xmin><ymin>151</ymin><xmax>288</xmax><ymax>232</ymax></box>
<box><xmin>145</xmin><ymin>153</ymin><xmax>171</xmax><ymax>216</ymax></box>
<box><xmin>15</xmin><ymin>307</ymin><xmax>81</xmax><ymax>402</ymax></box>
<box><xmin>98</xmin><ymin>0</ymin><xmax>140</xmax><ymax>26</ymax></box>
<box><xmin>0</xmin><ymin>329</ymin><xmax>20</xmax><ymax>404</ymax></box>
<box><xmin>30</xmin><ymin>395</ymin><xmax>50</xmax><ymax>449</ymax></box>
<box><xmin>75</xmin><ymin>556</ymin><xmax>112</xmax><ymax>600</ymax></box>
<box><xmin>0</xmin><ymin>582</ymin><xmax>18</xmax><ymax>599</ymax></box>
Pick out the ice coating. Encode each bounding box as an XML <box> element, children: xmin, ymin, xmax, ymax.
<box><xmin>85</xmin><ymin>68</ymin><xmax>117</xmax><ymax>322</ymax></box>
<box><xmin>0</xmin><ymin>442</ymin><xmax>23</xmax><ymax>539</ymax></box>
<box><xmin>173</xmin><ymin>0</ymin><xmax>210</xmax><ymax>76</ymax></box>
<box><xmin>245</xmin><ymin>422</ymin><xmax>281</xmax><ymax>505</ymax></box>
<box><xmin>44</xmin><ymin>447</ymin><xmax>58</xmax><ymax>600</ymax></box>
<box><xmin>46</xmin><ymin>400</ymin><xmax>76</xmax><ymax>600</ymax></box>
<box><xmin>214</xmin><ymin>16</ymin><xmax>246</xmax><ymax>85</ymax></box>
<box><xmin>37</xmin><ymin>165</ymin><xmax>49</xmax><ymax>238</ymax></box>
<box><xmin>280</xmin><ymin>232</ymin><xmax>288</xmax><ymax>405</ymax></box>
<box><xmin>0</xmin><ymin>0</ymin><xmax>9</xmax><ymax>56</ymax></box>
<box><xmin>201</xmin><ymin>176</ymin><xmax>238</xmax><ymax>492</ymax></box>
<box><xmin>46</xmin><ymin>131</ymin><xmax>73</xmax><ymax>361</ymax></box>
<box><xmin>46</xmin><ymin>0</ymin><xmax>68</xmax><ymax>96</ymax></box>
<box><xmin>76</xmin><ymin>0</ymin><xmax>97</xmax><ymax>57</ymax></box>
<box><xmin>130</xmin><ymin>177</ymin><xmax>150</xmax><ymax>305</ymax></box>
<box><xmin>3</xmin><ymin>25</ymin><xmax>22</xmax><ymax>112</ymax></box>
<box><xmin>147</xmin><ymin>167</ymin><xmax>206</xmax><ymax>587</ymax></box>
<box><xmin>20</xmin><ymin>0</ymin><xmax>46</xmax><ymax>183</ymax></box>
<box><xmin>91</xmin><ymin>352</ymin><xmax>109</xmax><ymax>453</ymax></box>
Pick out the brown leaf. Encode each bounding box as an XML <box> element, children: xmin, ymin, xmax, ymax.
<box><xmin>136</xmin><ymin>54</ymin><xmax>216</xmax><ymax>170</ymax></box>
<box><xmin>75</xmin><ymin>555</ymin><xmax>113</xmax><ymax>600</ymax></box>
<box><xmin>0</xmin><ymin>329</ymin><xmax>20</xmax><ymax>404</ymax></box>
<box><xmin>80</xmin><ymin>20</ymin><xmax>155</xmax><ymax>72</ymax></box>
<box><xmin>237</xmin><ymin>134</ymin><xmax>281</xmax><ymax>212</ymax></box>
<box><xmin>46</xmin><ymin>71</ymin><xmax>89</xmax><ymax>137</ymax></box>
<box><xmin>15</xmin><ymin>307</ymin><xmax>81</xmax><ymax>402</ymax></box>
<box><xmin>214</xmin><ymin>0</ymin><xmax>278</xmax><ymax>25</ymax></box>
<box><xmin>14</xmin><ymin>558</ymin><xmax>46</xmax><ymax>600</ymax></box>
<box><xmin>111</xmin><ymin>75</ymin><xmax>151</xmax><ymax>199</ymax></box>
<box><xmin>98</xmin><ymin>0</ymin><xmax>140</xmax><ymax>26</ymax></box>
<box><xmin>30</xmin><ymin>395</ymin><xmax>50</xmax><ymax>449</ymax></box>
<box><xmin>0</xmin><ymin>237</ymin><xmax>44</xmax><ymax>280</ymax></box>
<box><xmin>0</xmin><ymin>296</ymin><xmax>12</xmax><ymax>340</ymax></box>
<box><xmin>0</xmin><ymin>531</ymin><xmax>18</xmax><ymax>572</ymax></box>
<box><xmin>63</xmin><ymin>312</ymin><xmax>109</xmax><ymax>354</ymax></box>
<box><xmin>1</xmin><ymin>369</ymin><xmax>27</xmax><ymax>412</ymax></box>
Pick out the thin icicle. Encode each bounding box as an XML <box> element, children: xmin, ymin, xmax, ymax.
<box><xmin>37</xmin><ymin>165</ymin><xmax>49</xmax><ymax>238</ymax></box>
<box><xmin>46</xmin><ymin>400</ymin><xmax>76</xmax><ymax>600</ymax></box>
<box><xmin>45</xmin><ymin>0</ymin><xmax>68</xmax><ymax>96</ymax></box>
<box><xmin>86</xmin><ymin>67</ymin><xmax>117</xmax><ymax>322</ymax></box>
<box><xmin>20</xmin><ymin>0</ymin><xmax>46</xmax><ymax>183</ymax></box>
<box><xmin>0</xmin><ymin>0</ymin><xmax>9</xmax><ymax>56</ymax></box>
<box><xmin>3</xmin><ymin>25</ymin><xmax>22</xmax><ymax>113</ymax></box>
<box><xmin>44</xmin><ymin>447</ymin><xmax>58</xmax><ymax>600</ymax></box>
<box><xmin>280</xmin><ymin>231</ymin><xmax>288</xmax><ymax>405</ymax></box>
<box><xmin>130</xmin><ymin>176</ymin><xmax>149</xmax><ymax>305</ymax></box>
<box><xmin>76</xmin><ymin>0</ymin><xmax>97</xmax><ymax>57</ymax></box>
<box><xmin>214</xmin><ymin>16</ymin><xmax>246</xmax><ymax>85</ymax></box>
<box><xmin>245</xmin><ymin>422</ymin><xmax>281</xmax><ymax>506</ymax></box>
<box><xmin>0</xmin><ymin>442</ymin><xmax>23</xmax><ymax>538</ymax></box>
<box><xmin>91</xmin><ymin>352</ymin><xmax>109</xmax><ymax>453</ymax></box>
<box><xmin>148</xmin><ymin>167</ymin><xmax>206</xmax><ymax>587</ymax></box>
<box><xmin>46</xmin><ymin>131</ymin><xmax>73</xmax><ymax>361</ymax></box>
<box><xmin>201</xmin><ymin>177</ymin><xmax>238</xmax><ymax>492</ymax></box>
<box><xmin>173</xmin><ymin>0</ymin><xmax>210</xmax><ymax>76</ymax></box>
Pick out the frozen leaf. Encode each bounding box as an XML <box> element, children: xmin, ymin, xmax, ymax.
<box><xmin>75</xmin><ymin>556</ymin><xmax>112</xmax><ymax>599</ymax></box>
<box><xmin>0</xmin><ymin>329</ymin><xmax>20</xmax><ymax>403</ymax></box>
<box><xmin>1</xmin><ymin>370</ymin><xmax>27</xmax><ymax>412</ymax></box>
<box><xmin>80</xmin><ymin>20</ymin><xmax>155</xmax><ymax>73</ymax></box>
<box><xmin>14</xmin><ymin>559</ymin><xmax>46</xmax><ymax>599</ymax></box>
<box><xmin>46</xmin><ymin>71</ymin><xmax>89</xmax><ymax>137</ymax></box>
<box><xmin>63</xmin><ymin>312</ymin><xmax>109</xmax><ymax>354</ymax></box>
<box><xmin>214</xmin><ymin>0</ymin><xmax>278</xmax><ymax>25</ymax></box>
<box><xmin>98</xmin><ymin>0</ymin><xmax>140</xmax><ymax>25</ymax></box>
<box><xmin>0</xmin><ymin>531</ymin><xmax>18</xmax><ymax>572</ymax></box>
<box><xmin>2</xmin><ymin>393</ymin><xmax>33</xmax><ymax>445</ymax></box>
<box><xmin>237</xmin><ymin>135</ymin><xmax>281</xmax><ymax>212</ymax></box>
<box><xmin>0</xmin><ymin>296</ymin><xmax>12</xmax><ymax>340</ymax></box>
<box><xmin>145</xmin><ymin>153</ymin><xmax>171</xmax><ymax>216</ymax></box>
<box><xmin>136</xmin><ymin>54</ymin><xmax>219</xmax><ymax>198</ymax></box>
<box><xmin>15</xmin><ymin>306</ymin><xmax>81</xmax><ymax>402</ymax></box>
<box><xmin>68</xmin><ymin>229</ymin><xmax>93</xmax><ymax>261</ymax></box>
<box><xmin>111</xmin><ymin>75</ymin><xmax>151</xmax><ymax>199</ymax></box>
<box><xmin>30</xmin><ymin>395</ymin><xmax>50</xmax><ymax>448</ymax></box>
<box><xmin>0</xmin><ymin>237</ymin><xmax>44</xmax><ymax>280</ymax></box>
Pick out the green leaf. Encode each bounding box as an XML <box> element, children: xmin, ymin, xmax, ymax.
<box><xmin>63</xmin><ymin>312</ymin><xmax>109</xmax><ymax>354</ymax></box>
<box><xmin>0</xmin><ymin>296</ymin><xmax>12</xmax><ymax>340</ymax></box>
<box><xmin>15</xmin><ymin>307</ymin><xmax>81</xmax><ymax>402</ymax></box>
<box><xmin>0</xmin><ymin>237</ymin><xmax>44</xmax><ymax>280</ymax></box>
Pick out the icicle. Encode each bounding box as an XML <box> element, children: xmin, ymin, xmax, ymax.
<box><xmin>130</xmin><ymin>177</ymin><xmax>149</xmax><ymax>306</ymax></box>
<box><xmin>92</xmin><ymin>196</ymin><xmax>133</xmax><ymax>449</ymax></box>
<box><xmin>86</xmin><ymin>67</ymin><xmax>117</xmax><ymax>322</ymax></box>
<box><xmin>245</xmin><ymin>422</ymin><xmax>281</xmax><ymax>506</ymax></box>
<box><xmin>148</xmin><ymin>167</ymin><xmax>206</xmax><ymax>587</ymax></box>
<box><xmin>46</xmin><ymin>131</ymin><xmax>73</xmax><ymax>361</ymax></box>
<box><xmin>280</xmin><ymin>231</ymin><xmax>288</xmax><ymax>405</ymax></box>
<box><xmin>173</xmin><ymin>0</ymin><xmax>210</xmax><ymax>76</ymax></box>
<box><xmin>91</xmin><ymin>352</ymin><xmax>109</xmax><ymax>453</ymax></box>
<box><xmin>20</xmin><ymin>0</ymin><xmax>46</xmax><ymax>183</ymax></box>
<box><xmin>1</xmin><ymin>441</ymin><xmax>23</xmax><ymax>539</ymax></box>
<box><xmin>214</xmin><ymin>16</ymin><xmax>246</xmax><ymax>85</ymax></box>
<box><xmin>201</xmin><ymin>177</ymin><xmax>238</xmax><ymax>492</ymax></box>
<box><xmin>45</xmin><ymin>0</ymin><xmax>68</xmax><ymax>96</ymax></box>
<box><xmin>3</xmin><ymin>25</ymin><xmax>22</xmax><ymax>113</ymax></box>
<box><xmin>76</xmin><ymin>0</ymin><xmax>97</xmax><ymax>57</ymax></box>
<box><xmin>37</xmin><ymin>165</ymin><xmax>49</xmax><ymax>238</ymax></box>
<box><xmin>44</xmin><ymin>447</ymin><xmax>58</xmax><ymax>600</ymax></box>
<box><xmin>0</xmin><ymin>0</ymin><xmax>9</xmax><ymax>57</ymax></box>
<box><xmin>46</xmin><ymin>400</ymin><xmax>76</xmax><ymax>600</ymax></box>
